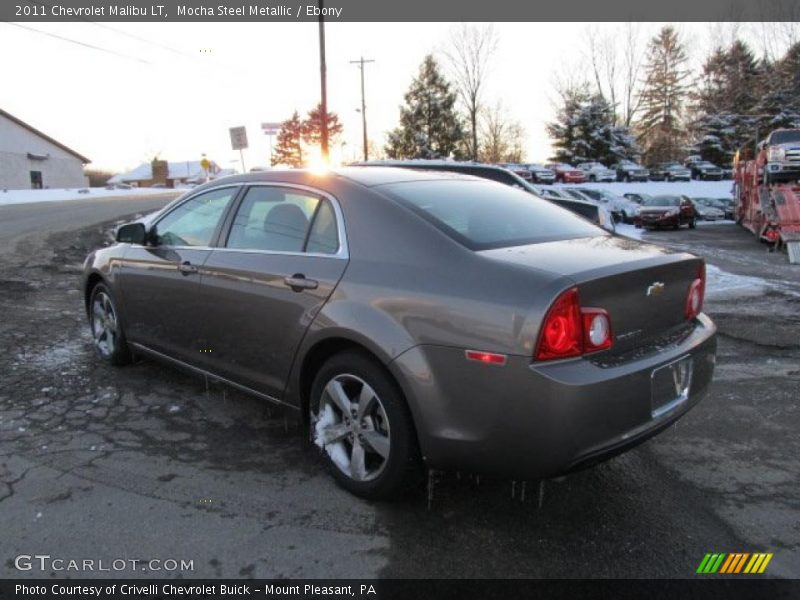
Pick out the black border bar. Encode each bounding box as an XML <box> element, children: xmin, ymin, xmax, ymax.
<box><xmin>2</xmin><ymin>579</ymin><xmax>800</xmax><ymax>600</ymax></box>
<box><xmin>4</xmin><ymin>0</ymin><xmax>800</xmax><ymax>22</ymax></box>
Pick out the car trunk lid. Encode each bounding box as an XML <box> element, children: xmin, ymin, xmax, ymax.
<box><xmin>480</xmin><ymin>236</ymin><xmax>702</xmax><ymax>354</ymax></box>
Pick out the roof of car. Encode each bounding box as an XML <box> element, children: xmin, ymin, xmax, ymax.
<box><xmin>186</xmin><ymin>166</ymin><xmax>481</xmax><ymax>194</ymax></box>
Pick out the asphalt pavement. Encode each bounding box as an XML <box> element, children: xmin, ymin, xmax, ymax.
<box><xmin>0</xmin><ymin>200</ymin><xmax>798</xmax><ymax>579</ymax></box>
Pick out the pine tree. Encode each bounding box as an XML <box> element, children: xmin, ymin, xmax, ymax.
<box><xmin>688</xmin><ymin>40</ymin><xmax>760</xmax><ymax>163</ymax></box>
<box><xmin>271</xmin><ymin>111</ymin><xmax>304</xmax><ymax>167</ymax></box>
<box><xmin>755</xmin><ymin>42</ymin><xmax>800</xmax><ymax>130</ymax></box>
<box><xmin>385</xmin><ymin>55</ymin><xmax>465</xmax><ymax>159</ymax></box>
<box><xmin>547</xmin><ymin>90</ymin><xmax>638</xmax><ymax>164</ymax></box>
<box><xmin>636</xmin><ymin>26</ymin><xmax>690</xmax><ymax>164</ymax></box>
<box><xmin>546</xmin><ymin>83</ymin><xmax>590</xmax><ymax>163</ymax></box>
<box><xmin>302</xmin><ymin>103</ymin><xmax>344</xmax><ymax>147</ymax></box>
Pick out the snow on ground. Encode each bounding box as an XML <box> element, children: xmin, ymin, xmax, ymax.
<box><xmin>704</xmin><ymin>264</ymin><xmax>773</xmax><ymax>299</ymax></box>
<box><xmin>557</xmin><ymin>179</ymin><xmax>735</xmax><ymax>199</ymax></box>
<box><xmin>0</xmin><ymin>186</ymin><xmax>183</xmax><ymax>206</ymax></box>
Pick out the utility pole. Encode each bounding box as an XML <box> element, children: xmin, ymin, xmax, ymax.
<box><xmin>350</xmin><ymin>56</ymin><xmax>375</xmax><ymax>161</ymax></box>
<box><xmin>318</xmin><ymin>0</ymin><xmax>329</xmax><ymax>163</ymax></box>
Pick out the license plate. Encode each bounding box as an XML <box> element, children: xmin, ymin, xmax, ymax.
<box><xmin>650</xmin><ymin>356</ymin><xmax>693</xmax><ymax>418</ymax></box>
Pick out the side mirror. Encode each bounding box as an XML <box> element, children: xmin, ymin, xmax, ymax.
<box><xmin>116</xmin><ymin>222</ymin><xmax>147</xmax><ymax>244</ymax></box>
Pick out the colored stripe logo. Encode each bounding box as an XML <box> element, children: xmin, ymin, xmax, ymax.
<box><xmin>696</xmin><ymin>553</ymin><xmax>773</xmax><ymax>574</ymax></box>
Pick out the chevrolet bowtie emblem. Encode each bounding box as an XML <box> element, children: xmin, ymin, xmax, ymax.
<box><xmin>647</xmin><ymin>282</ymin><xmax>665</xmax><ymax>297</ymax></box>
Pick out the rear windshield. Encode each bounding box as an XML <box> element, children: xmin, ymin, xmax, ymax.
<box><xmin>379</xmin><ymin>179</ymin><xmax>604</xmax><ymax>250</ymax></box>
<box><xmin>770</xmin><ymin>130</ymin><xmax>800</xmax><ymax>144</ymax></box>
<box><xmin>643</xmin><ymin>195</ymin><xmax>680</xmax><ymax>206</ymax></box>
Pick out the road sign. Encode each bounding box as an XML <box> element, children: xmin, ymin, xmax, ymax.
<box><xmin>229</xmin><ymin>126</ymin><xmax>248</xmax><ymax>150</ymax></box>
<box><xmin>261</xmin><ymin>122</ymin><xmax>281</xmax><ymax>135</ymax></box>
<box><xmin>200</xmin><ymin>157</ymin><xmax>211</xmax><ymax>171</ymax></box>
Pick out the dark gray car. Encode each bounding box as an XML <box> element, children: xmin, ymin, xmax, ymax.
<box><xmin>83</xmin><ymin>168</ymin><xmax>716</xmax><ymax>499</ymax></box>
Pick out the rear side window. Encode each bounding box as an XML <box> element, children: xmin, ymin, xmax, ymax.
<box><xmin>225</xmin><ymin>186</ymin><xmax>340</xmax><ymax>255</ymax></box>
<box><xmin>380</xmin><ymin>179</ymin><xmax>603</xmax><ymax>251</ymax></box>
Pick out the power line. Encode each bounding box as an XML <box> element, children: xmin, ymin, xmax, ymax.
<box><xmin>4</xmin><ymin>22</ymin><xmax>151</xmax><ymax>65</ymax></box>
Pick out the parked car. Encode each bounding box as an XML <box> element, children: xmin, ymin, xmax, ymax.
<box><xmin>497</xmin><ymin>163</ymin><xmax>533</xmax><ymax>182</ymax></box>
<box><xmin>716</xmin><ymin>197</ymin><xmax>735</xmax><ymax>220</ymax></box>
<box><xmin>757</xmin><ymin>128</ymin><xmax>800</xmax><ymax>184</ymax></box>
<box><xmin>576</xmin><ymin>162</ymin><xmax>616</xmax><ymax>182</ymax></box>
<box><xmin>636</xmin><ymin>194</ymin><xmax>698</xmax><ymax>229</ymax></box>
<box><xmin>612</xmin><ymin>160</ymin><xmax>650</xmax><ymax>182</ymax></box>
<box><xmin>85</xmin><ymin>168</ymin><xmax>716</xmax><ymax>498</ymax></box>
<box><xmin>649</xmin><ymin>163</ymin><xmax>691</xmax><ymax>182</ymax></box>
<box><xmin>691</xmin><ymin>198</ymin><xmax>725</xmax><ymax>221</ymax></box>
<box><xmin>572</xmin><ymin>187</ymin><xmax>641</xmax><ymax>223</ymax></box>
<box><xmin>545</xmin><ymin>163</ymin><xmax>587</xmax><ymax>183</ymax></box>
<box><xmin>353</xmin><ymin>160</ymin><xmax>613</xmax><ymax>231</ymax></box>
<box><xmin>721</xmin><ymin>164</ymin><xmax>734</xmax><ymax>179</ymax></box>
<box><xmin>622</xmin><ymin>192</ymin><xmax>653</xmax><ymax>205</ymax></box>
<box><xmin>530</xmin><ymin>185</ymin><xmax>615</xmax><ymax>232</ymax></box>
<box><xmin>688</xmin><ymin>161</ymin><xmax>723</xmax><ymax>181</ymax></box>
<box><xmin>521</xmin><ymin>163</ymin><xmax>556</xmax><ymax>184</ymax></box>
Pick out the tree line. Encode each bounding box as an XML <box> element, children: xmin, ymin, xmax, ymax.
<box><xmin>549</xmin><ymin>25</ymin><xmax>800</xmax><ymax>167</ymax></box>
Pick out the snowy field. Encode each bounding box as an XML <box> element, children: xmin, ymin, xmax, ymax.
<box><xmin>0</xmin><ymin>186</ymin><xmax>183</xmax><ymax>206</ymax></box>
<box><xmin>556</xmin><ymin>179</ymin><xmax>735</xmax><ymax>199</ymax></box>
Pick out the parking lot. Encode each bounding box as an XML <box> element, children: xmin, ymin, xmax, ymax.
<box><xmin>1</xmin><ymin>195</ymin><xmax>798</xmax><ymax>579</ymax></box>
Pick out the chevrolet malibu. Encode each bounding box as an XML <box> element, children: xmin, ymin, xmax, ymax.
<box><xmin>83</xmin><ymin>168</ymin><xmax>716</xmax><ymax>499</ymax></box>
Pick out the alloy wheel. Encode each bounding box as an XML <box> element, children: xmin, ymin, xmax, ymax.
<box><xmin>313</xmin><ymin>373</ymin><xmax>391</xmax><ymax>482</ymax></box>
<box><xmin>91</xmin><ymin>291</ymin><xmax>118</xmax><ymax>357</ymax></box>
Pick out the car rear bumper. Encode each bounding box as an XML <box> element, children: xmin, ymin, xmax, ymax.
<box><xmin>390</xmin><ymin>314</ymin><xmax>716</xmax><ymax>478</ymax></box>
<box><xmin>637</xmin><ymin>214</ymin><xmax>679</xmax><ymax>227</ymax></box>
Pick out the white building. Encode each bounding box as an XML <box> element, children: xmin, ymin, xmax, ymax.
<box><xmin>108</xmin><ymin>159</ymin><xmax>234</xmax><ymax>188</ymax></box>
<box><xmin>0</xmin><ymin>108</ymin><xmax>90</xmax><ymax>190</ymax></box>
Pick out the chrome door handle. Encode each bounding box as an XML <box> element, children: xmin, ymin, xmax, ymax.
<box><xmin>178</xmin><ymin>261</ymin><xmax>198</xmax><ymax>275</ymax></box>
<box><xmin>283</xmin><ymin>274</ymin><xmax>318</xmax><ymax>291</ymax></box>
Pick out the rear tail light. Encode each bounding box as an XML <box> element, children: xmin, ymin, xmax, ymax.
<box><xmin>535</xmin><ymin>288</ymin><xmax>613</xmax><ymax>361</ymax></box>
<box><xmin>685</xmin><ymin>262</ymin><xmax>706</xmax><ymax>320</ymax></box>
<box><xmin>582</xmin><ymin>308</ymin><xmax>613</xmax><ymax>352</ymax></box>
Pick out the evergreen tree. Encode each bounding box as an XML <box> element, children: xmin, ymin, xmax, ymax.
<box><xmin>385</xmin><ymin>55</ymin><xmax>465</xmax><ymax>159</ymax></box>
<box><xmin>755</xmin><ymin>42</ymin><xmax>800</xmax><ymax>130</ymax></box>
<box><xmin>547</xmin><ymin>90</ymin><xmax>638</xmax><ymax>164</ymax></box>
<box><xmin>636</xmin><ymin>26</ymin><xmax>691</xmax><ymax>164</ymax></box>
<box><xmin>546</xmin><ymin>83</ymin><xmax>590</xmax><ymax>163</ymax></box>
<box><xmin>302</xmin><ymin>103</ymin><xmax>344</xmax><ymax>147</ymax></box>
<box><xmin>271</xmin><ymin>111</ymin><xmax>304</xmax><ymax>167</ymax></box>
<box><xmin>688</xmin><ymin>40</ymin><xmax>760</xmax><ymax>163</ymax></box>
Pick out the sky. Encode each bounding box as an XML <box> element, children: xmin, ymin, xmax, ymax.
<box><xmin>1</xmin><ymin>21</ymin><xmax>790</xmax><ymax>173</ymax></box>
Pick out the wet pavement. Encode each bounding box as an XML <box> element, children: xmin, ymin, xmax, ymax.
<box><xmin>0</xmin><ymin>200</ymin><xmax>798</xmax><ymax>579</ymax></box>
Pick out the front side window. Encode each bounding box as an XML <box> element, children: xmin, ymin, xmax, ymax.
<box><xmin>381</xmin><ymin>179</ymin><xmax>603</xmax><ymax>251</ymax></box>
<box><xmin>154</xmin><ymin>187</ymin><xmax>238</xmax><ymax>247</ymax></box>
<box><xmin>226</xmin><ymin>186</ymin><xmax>339</xmax><ymax>254</ymax></box>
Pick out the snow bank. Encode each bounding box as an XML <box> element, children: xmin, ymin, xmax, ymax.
<box><xmin>557</xmin><ymin>180</ymin><xmax>735</xmax><ymax>199</ymax></box>
<box><xmin>705</xmin><ymin>264</ymin><xmax>772</xmax><ymax>299</ymax></box>
<box><xmin>0</xmin><ymin>187</ymin><xmax>183</xmax><ymax>206</ymax></box>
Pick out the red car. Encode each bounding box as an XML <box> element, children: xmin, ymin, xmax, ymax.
<box><xmin>635</xmin><ymin>194</ymin><xmax>698</xmax><ymax>230</ymax></box>
<box><xmin>545</xmin><ymin>163</ymin><xmax>586</xmax><ymax>184</ymax></box>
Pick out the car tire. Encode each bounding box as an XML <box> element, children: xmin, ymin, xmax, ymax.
<box><xmin>88</xmin><ymin>282</ymin><xmax>133</xmax><ymax>366</ymax></box>
<box><xmin>309</xmin><ymin>351</ymin><xmax>422</xmax><ymax>500</ymax></box>
<box><xmin>589</xmin><ymin>175</ymin><xmax>596</xmax><ymax>182</ymax></box>
<box><xmin>689</xmin><ymin>218</ymin><xmax>697</xmax><ymax>229</ymax></box>
<box><xmin>624</xmin><ymin>174</ymin><xmax>631</xmax><ymax>182</ymax></box>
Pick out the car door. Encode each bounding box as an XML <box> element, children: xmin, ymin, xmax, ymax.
<box><xmin>115</xmin><ymin>186</ymin><xmax>240</xmax><ymax>362</ymax></box>
<box><xmin>197</xmin><ymin>184</ymin><xmax>348</xmax><ymax>399</ymax></box>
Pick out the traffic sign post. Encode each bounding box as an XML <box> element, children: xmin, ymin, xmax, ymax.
<box><xmin>261</xmin><ymin>122</ymin><xmax>281</xmax><ymax>166</ymax></box>
<box><xmin>229</xmin><ymin>126</ymin><xmax>248</xmax><ymax>173</ymax></box>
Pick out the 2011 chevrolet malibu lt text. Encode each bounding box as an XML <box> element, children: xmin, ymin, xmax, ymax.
<box><xmin>82</xmin><ymin>168</ymin><xmax>717</xmax><ymax>499</ymax></box>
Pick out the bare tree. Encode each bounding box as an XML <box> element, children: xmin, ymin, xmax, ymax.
<box><xmin>583</xmin><ymin>24</ymin><xmax>645</xmax><ymax>128</ymax></box>
<box><xmin>479</xmin><ymin>102</ymin><xmax>525</xmax><ymax>164</ymax></box>
<box><xmin>442</xmin><ymin>24</ymin><xmax>498</xmax><ymax>161</ymax></box>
